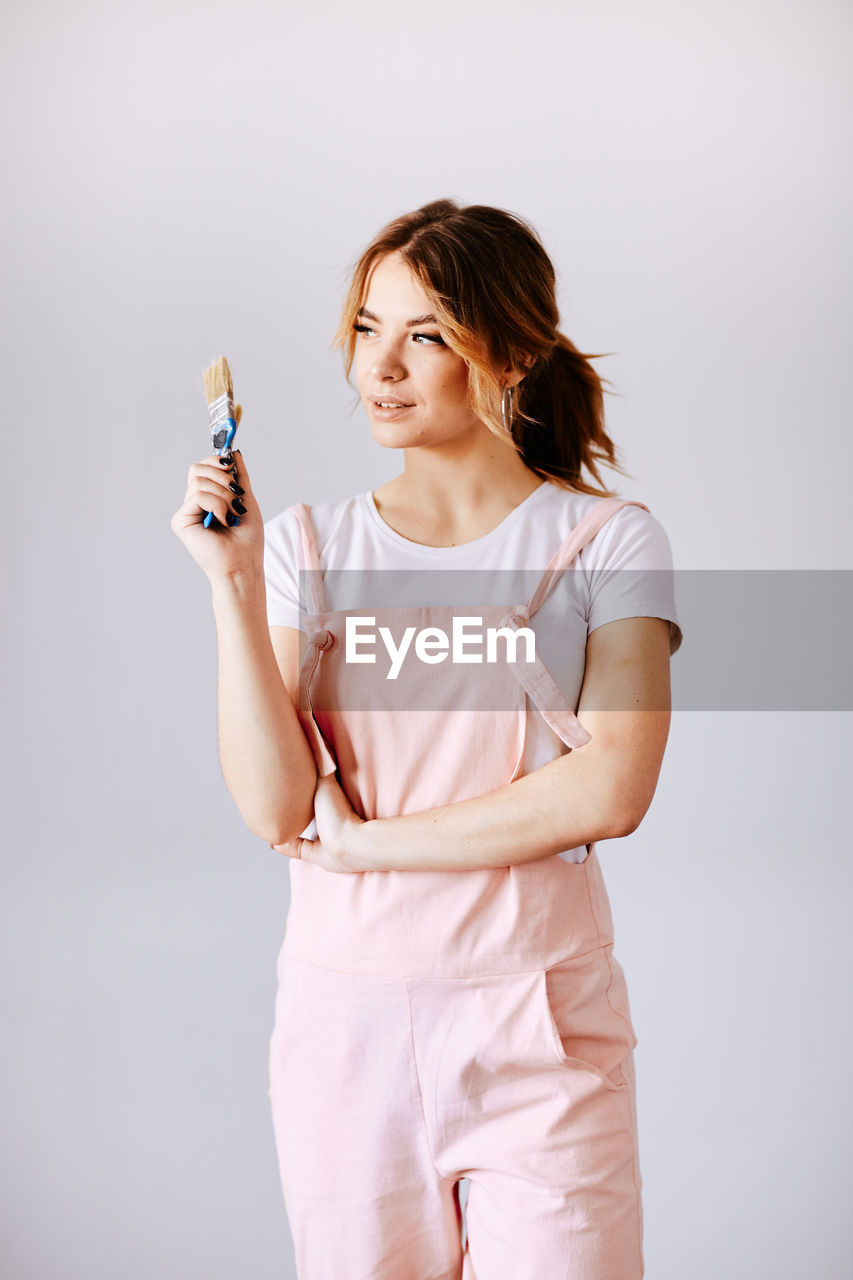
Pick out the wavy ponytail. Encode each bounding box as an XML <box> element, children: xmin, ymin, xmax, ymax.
<box><xmin>334</xmin><ymin>199</ymin><xmax>626</xmax><ymax>497</ymax></box>
<box><xmin>513</xmin><ymin>334</ymin><xmax>623</xmax><ymax>496</ymax></box>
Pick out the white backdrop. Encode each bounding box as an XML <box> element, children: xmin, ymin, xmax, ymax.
<box><xmin>4</xmin><ymin>1</ymin><xmax>852</xmax><ymax>1276</ymax></box>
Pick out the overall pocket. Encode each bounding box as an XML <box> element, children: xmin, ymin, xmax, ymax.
<box><xmin>540</xmin><ymin>945</ymin><xmax>638</xmax><ymax>1092</ymax></box>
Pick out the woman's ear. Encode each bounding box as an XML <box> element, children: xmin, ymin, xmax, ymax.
<box><xmin>500</xmin><ymin>364</ymin><xmax>527</xmax><ymax>390</ymax></box>
<box><xmin>500</xmin><ymin>354</ymin><xmax>537</xmax><ymax>388</ymax></box>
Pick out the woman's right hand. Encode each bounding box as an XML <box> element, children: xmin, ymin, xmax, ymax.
<box><xmin>170</xmin><ymin>430</ymin><xmax>265</xmax><ymax>584</ymax></box>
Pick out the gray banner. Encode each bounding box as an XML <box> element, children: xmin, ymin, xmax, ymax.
<box><xmin>295</xmin><ymin>569</ymin><xmax>853</xmax><ymax>711</ymax></box>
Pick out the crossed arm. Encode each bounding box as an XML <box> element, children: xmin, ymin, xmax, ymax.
<box><xmin>270</xmin><ymin>615</ymin><xmax>672</xmax><ymax>873</ymax></box>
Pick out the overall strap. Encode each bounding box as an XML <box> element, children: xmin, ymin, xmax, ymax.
<box><xmin>286</xmin><ymin>502</ymin><xmax>330</xmax><ymax>617</ymax></box>
<box><xmin>525</xmin><ymin>498</ymin><xmax>650</xmax><ymax>619</ymax></box>
<box><xmin>497</xmin><ymin>498</ymin><xmax>650</xmax><ymax>754</ymax></box>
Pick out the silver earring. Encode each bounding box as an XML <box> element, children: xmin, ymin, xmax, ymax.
<box><xmin>501</xmin><ymin>385</ymin><xmax>515</xmax><ymax>432</ymax></box>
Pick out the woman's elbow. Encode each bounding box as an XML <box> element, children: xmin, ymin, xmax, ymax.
<box><xmin>608</xmin><ymin>806</ymin><xmax>645</xmax><ymax>840</ymax></box>
<box><xmin>599</xmin><ymin>780</ymin><xmax>656</xmax><ymax>840</ymax></box>
<box><xmin>239</xmin><ymin>798</ymin><xmax>316</xmax><ymax>848</ymax></box>
<box><xmin>596</xmin><ymin>808</ymin><xmax>640</xmax><ymax>842</ymax></box>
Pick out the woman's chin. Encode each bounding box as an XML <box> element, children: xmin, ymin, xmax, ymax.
<box><xmin>368</xmin><ymin>422</ymin><xmax>425</xmax><ymax>450</ymax></box>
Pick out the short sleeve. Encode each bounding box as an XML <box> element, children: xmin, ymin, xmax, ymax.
<box><xmin>263</xmin><ymin>508</ymin><xmax>305</xmax><ymax>630</ymax></box>
<box><xmin>583</xmin><ymin>504</ymin><xmax>683</xmax><ymax>655</ymax></box>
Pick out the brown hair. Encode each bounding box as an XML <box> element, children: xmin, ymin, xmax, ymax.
<box><xmin>333</xmin><ymin>199</ymin><xmax>626</xmax><ymax>496</ymax></box>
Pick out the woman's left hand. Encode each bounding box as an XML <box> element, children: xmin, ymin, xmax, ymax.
<box><xmin>271</xmin><ymin>772</ymin><xmax>365</xmax><ymax>873</ymax></box>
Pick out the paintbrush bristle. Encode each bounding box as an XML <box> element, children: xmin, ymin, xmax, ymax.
<box><xmin>202</xmin><ymin>356</ymin><xmax>233</xmax><ymax>405</ymax></box>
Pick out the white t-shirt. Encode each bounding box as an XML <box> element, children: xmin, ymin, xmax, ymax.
<box><xmin>264</xmin><ymin>479</ymin><xmax>682</xmax><ymax>861</ymax></box>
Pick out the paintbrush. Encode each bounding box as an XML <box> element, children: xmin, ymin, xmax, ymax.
<box><xmin>202</xmin><ymin>355</ymin><xmax>240</xmax><ymax>528</ymax></box>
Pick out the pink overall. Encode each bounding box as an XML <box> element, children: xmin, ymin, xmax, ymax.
<box><xmin>269</xmin><ymin>498</ymin><xmax>650</xmax><ymax>1279</ymax></box>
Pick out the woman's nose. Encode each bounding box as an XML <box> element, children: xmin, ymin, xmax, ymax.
<box><xmin>369</xmin><ymin>340</ymin><xmax>406</xmax><ymax>380</ymax></box>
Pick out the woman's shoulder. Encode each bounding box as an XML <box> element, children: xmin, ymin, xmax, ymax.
<box><xmin>534</xmin><ymin>482</ymin><xmax>673</xmax><ymax>561</ymax></box>
<box><xmin>534</xmin><ymin>484</ymin><xmax>682</xmax><ymax>652</ymax></box>
<box><xmin>265</xmin><ymin>491</ymin><xmax>367</xmax><ymax>549</ymax></box>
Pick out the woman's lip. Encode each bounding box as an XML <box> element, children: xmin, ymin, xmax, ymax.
<box><xmin>369</xmin><ymin>401</ymin><xmax>414</xmax><ymax>419</ymax></box>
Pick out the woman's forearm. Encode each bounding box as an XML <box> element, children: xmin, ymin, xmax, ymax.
<box><xmin>211</xmin><ymin>571</ymin><xmax>317</xmax><ymax>844</ymax></box>
<box><xmin>344</xmin><ymin>755</ymin><xmax>610</xmax><ymax>873</ymax></box>
<box><xmin>338</xmin><ymin>711</ymin><xmax>655</xmax><ymax>870</ymax></box>
<box><xmin>343</xmin><ymin>709</ymin><xmax>670</xmax><ymax>873</ymax></box>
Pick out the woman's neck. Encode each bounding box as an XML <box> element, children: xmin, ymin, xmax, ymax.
<box><xmin>372</xmin><ymin>443</ymin><xmax>546</xmax><ymax>548</ymax></box>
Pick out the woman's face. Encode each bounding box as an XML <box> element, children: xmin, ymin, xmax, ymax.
<box><xmin>353</xmin><ymin>251</ymin><xmax>485</xmax><ymax>452</ymax></box>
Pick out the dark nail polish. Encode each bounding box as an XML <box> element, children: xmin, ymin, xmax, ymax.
<box><xmin>218</xmin><ymin>457</ymin><xmax>230</xmax><ymax>466</ymax></box>
<box><xmin>229</xmin><ymin>482</ymin><xmax>245</xmax><ymax>495</ymax></box>
<box><xmin>226</xmin><ymin>511</ymin><xmax>240</xmax><ymax>527</ymax></box>
<box><xmin>232</xmin><ymin>498</ymin><xmax>247</xmax><ymax>515</ymax></box>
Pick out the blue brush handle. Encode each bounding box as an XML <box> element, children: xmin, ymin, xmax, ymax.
<box><xmin>203</xmin><ymin>421</ymin><xmax>238</xmax><ymax>528</ymax></box>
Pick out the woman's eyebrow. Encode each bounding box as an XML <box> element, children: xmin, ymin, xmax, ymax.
<box><xmin>357</xmin><ymin>307</ymin><xmax>438</xmax><ymax>327</ymax></box>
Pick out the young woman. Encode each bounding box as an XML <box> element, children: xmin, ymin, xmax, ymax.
<box><xmin>172</xmin><ymin>200</ymin><xmax>682</xmax><ymax>1280</ymax></box>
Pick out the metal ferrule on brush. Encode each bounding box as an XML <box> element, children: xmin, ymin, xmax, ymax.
<box><xmin>208</xmin><ymin>391</ymin><xmax>237</xmax><ymax>458</ymax></box>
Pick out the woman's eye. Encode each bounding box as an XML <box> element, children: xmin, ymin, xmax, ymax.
<box><xmin>353</xmin><ymin>322</ymin><xmax>444</xmax><ymax>346</ymax></box>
